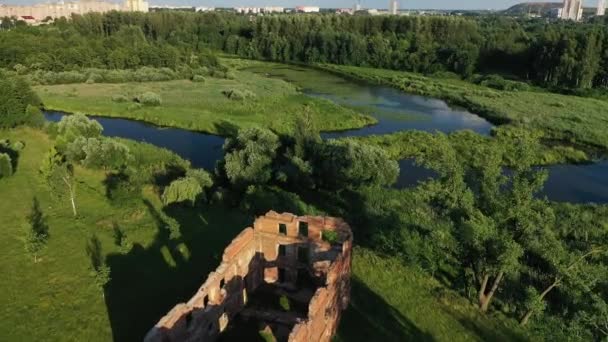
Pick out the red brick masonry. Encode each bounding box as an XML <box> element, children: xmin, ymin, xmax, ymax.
<box><xmin>144</xmin><ymin>211</ymin><xmax>353</xmax><ymax>342</ymax></box>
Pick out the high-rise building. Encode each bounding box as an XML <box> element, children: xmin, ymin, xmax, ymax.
<box><xmin>598</xmin><ymin>0</ymin><xmax>606</xmax><ymax>16</ymax></box>
<box><xmin>389</xmin><ymin>0</ymin><xmax>398</xmax><ymax>15</ymax></box>
<box><xmin>560</xmin><ymin>0</ymin><xmax>583</xmax><ymax>21</ymax></box>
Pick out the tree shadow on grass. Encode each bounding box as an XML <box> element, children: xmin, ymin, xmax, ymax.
<box><xmin>103</xmin><ymin>201</ymin><xmax>250</xmax><ymax>342</ymax></box>
<box><xmin>336</xmin><ymin>277</ymin><xmax>435</xmax><ymax>342</ymax></box>
<box><xmin>437</xmin><ymin>304</ymin><xmax>529</xmax><ymax>342</ymax></box>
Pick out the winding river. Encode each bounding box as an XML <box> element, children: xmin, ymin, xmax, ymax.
<box><xmin>44</xmin><ymin>66</ymin><xmax>608</xmax><ymax>204</ymax></box>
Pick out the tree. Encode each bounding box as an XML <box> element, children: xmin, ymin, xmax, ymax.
<box><xmin>162</xmin><ymin>176</ymin><xmax>203</xmax><ymax>206</ymax></box>
<box><xmin>0</xmin><ymin>153</ymin><xmax>12</xmax><ymax>178</ymax></box>
<box><xmin>417</xmin><ymin>132</ymin><xmax>551</xmax><ymax>313</ymax></box>
<box><xmin>24</xmin><ymin>197</ymin><xmax>49</xmax><ymax>263</ymax></box>
<box><xmin>519</xmin><ymin>247</ymin><xmax>607</xmax><ymax>326</ymax></box>
<box><xmin>40</xmin><ymin>148</ymin><xmax>78</xmax><ymax>216</ymax></box>
<box><xmin>0</xmin><ymin>72</ymin><xmax>42</xmax><ymax>128</ymax></box>
<box><xmin>222</xmin><ymin>127</ymin><xmax>280</xmax><ymax>187</ymax></box>
<box><xmin>55</xmin><ymin>114</ymin><xmax>103</xmax><ymax>151</ymax></box>
<box><xmin>66</xmin><ymin>137</ymin><xmax>132</xmax><ymax>170</ymax></box>
<box><xmin>86</xmin><ymin>234</ymin><xmax>110</xmax><ymax>295</ymax></box>
<box><xmin>313</xmin><ymin>139</ymin><xmax>399</xmax><ymax>189</ymax></box>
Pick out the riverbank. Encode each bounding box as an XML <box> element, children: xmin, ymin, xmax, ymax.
<box><xmin>35</xmin><ymin>73</ymin><xmax>375</xmax><ymax>136</ymax></box>
<box><xmin>317</xmin><ymin>64</ymin><xmax>608</xmax><ymax>153</ymax></box>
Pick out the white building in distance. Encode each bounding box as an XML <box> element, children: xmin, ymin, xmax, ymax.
<box><xmin>295</xmin><ymin>6</ymin><xmax>319</xmax><ymax>13</ymax></box>
<box><xmin>598</xmin><ymin>0</ymin><xmax>606</xmax><ymax>16</ymax></box>
<box><xmin>389</xmin><ymin>0</ymin><xmax>398</xmax><ymax>15</ymax></box>
<box><xmin>0</xmin><ymin>0</ymin><xmax>148</xmax><ymax>22</ymax></box>
<box><xmin>560</xmin><ymin>0</ymin><xmax>583</xmax><ymax>20</ymax></box>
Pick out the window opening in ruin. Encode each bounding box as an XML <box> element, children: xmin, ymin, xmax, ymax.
<box><xmin>298</xmin><ymin>221</ymin><xmax>308</xmax><ymax>237</ymax></box>
<box><xmin>279</xmin><ymin>223</ymin><xmax>287</xmax><ymax>235</ymax></box>
<box><xmin>203</xmin><ymin>295</ymin><xmax>209</xmax><ymax>307</ymax></box>
<box><xmin>220</xmin><ymin>279</ymin><xmax>225</xmax><ymax>289</ymax></box>
<box><xmin>278</xmin><ymin>244</ymin><xmax>286</xmax><ymax>257</ymax></box>
<box><xmin>297</xmin><ymin>246</ymin><xmax>309</xmax><ymax>263</ymax></box>
<box><xmin>278</xmin><ymin>268</ymin><xmax>286</xmax><ymax>283</ymax></box>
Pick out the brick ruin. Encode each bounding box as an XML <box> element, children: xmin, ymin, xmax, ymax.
<box><xmin>144</xmin><ymin>211</ymin><xmax>353</xmax><ymax>342</ymax></box>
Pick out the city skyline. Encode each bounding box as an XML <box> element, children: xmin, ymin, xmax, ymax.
<box><xmin>2</xmin><ymin>0</ymin><xmax>603</xmax><ymax>10</ymax></box>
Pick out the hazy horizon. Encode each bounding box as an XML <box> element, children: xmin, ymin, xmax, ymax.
<box><xmin>0</xmin><ymin>0</ymin><xmax>596</xmax><ymax>11</ymax></box>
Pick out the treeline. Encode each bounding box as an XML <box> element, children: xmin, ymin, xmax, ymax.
<box><xmin>2</xmin><ymin>12</ymin><xmax>608</xmax><ymax>90</ymax></box>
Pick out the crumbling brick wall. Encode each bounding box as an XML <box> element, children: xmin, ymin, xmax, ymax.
<box><xmin>144</xmin><ymin>211</ymin><xmax>353</xmax><ymax>342</ymax></box>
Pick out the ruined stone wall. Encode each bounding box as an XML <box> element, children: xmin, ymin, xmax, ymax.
<box><xmin>144</xmin><ymin>211</ymin><xmax>353</xmax><ymax>342</ymax></box>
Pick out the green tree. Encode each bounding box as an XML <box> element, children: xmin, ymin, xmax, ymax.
<box><xmin>55</xmin><ymin>114</ymin><xmax>103</xmax><ymax>151</ymax></box>
<box><xmin>0</xmin><ymin>153</ymin><xmax>13</xmax><ymax>178</ymax></box>
<box><xmin>314</xmin><ymin>139</ymin><xmax>399</xmax><ymax>189</ymax></box>
<box><xmin>86</xmin><ymin>234</ymin><xmax>110</xmax><ymax>295</ymax></box>
<box><xmin>223</xmin><ymin>127</ymin><xmax>280</xmax><ymax>187</ymax></box>
<box><xmin>24</xmin><ymin>197</ymin><xmax>49</xmax><ymax>263</ymax></box>
<box><xmin>66</xmin><ymin>137</ymin><xmax>132</xmax><ymax>170</ymax></box>
<box><xmin>40</xmin><ymin>148</ymin><xmax>78</xmax><ymax>217</ymax></box>
<box><xmin>0</xmin><ymin>72</ymin><xmax>42</xmax><ymax>128</ymax></box>
<box><xmin>162</xmin><ymin>176</ymin><xmax>203</xmax><ymax>206</ymax></box>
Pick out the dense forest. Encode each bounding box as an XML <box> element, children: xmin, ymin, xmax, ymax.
<box><xmin>1</xmin><ymin>11</ymin><xmax>608</xmax><ymax>341</ymax></box>
<box><xmin>2</xmin><ymin>12</ymin><xmax>608</xmax><ymax>90</ymax></box>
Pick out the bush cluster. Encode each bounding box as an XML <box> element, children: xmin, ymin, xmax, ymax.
<box><xmin>136</xmin><ymin>92</ymin><xmax>162</xmax><ymax>106</ymax></box>
<box><xmin>475</xmin><ymin>74</ymin><xmax>531</xmax><ymax>92</ymax></box>
<box><xmin>23</xmin><ymin>65</ymin><xmax>232</xmax><ymax>86</ymax></box>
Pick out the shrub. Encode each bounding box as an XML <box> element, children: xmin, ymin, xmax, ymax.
<box><xmin>11</xmin><ymin>141</ymin><xmax>25</xmax><ymax>151</ymax></box>
<box><xmin>24</xmin><ymin>105</ymin><xmax>45</xmax><ymax>128</ymax></box>
<box><xmin>192</xmin><ymin>75</ymin><xmax>206</xmax><ymax>83</ymax></box>
<box><xmin>0</xmin><ymin>153</ymin><xmax>13</xmax><ymax>178</ymax></box>
<box><xmin>222</xmin><ymin>89</ymin><xmax>255</xmax><ymax>101</ymax></box>
<box><xmin>111</xmin><ymin>94</ymin><xmax>129</xmax><ymax>103</ymax></box>
<box><xmin>322</xmin><ymin>230</ymin><xmax>339</xmax><ymax>244</ymax></box>
<box><xmin>127</xmin><ymin>103</ymin><xmax>143</xmax><ymax>110</ymax></box>
<box><xmin>105</xmin><ymin>171</ymin><xmax>142</xmax><ymax>205</ymax></box>
<box><xmin>86</xmin><ymin>73</ymin><xmax>103</xmax><ymax>84</ymax></box>
<box><xmin>136</xmin><ymin>92</ymin><xmax>162</xmax><ymax>106</ymax></box>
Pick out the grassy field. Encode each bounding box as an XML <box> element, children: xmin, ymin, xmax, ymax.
<box><xmin>35</xmin><ymin>73</ymin><xmax>375</xmax><ymax>136</ymax></box>
<box><xmin>0</xmin><ymin>128</ymin><xmax>530</xmax><ymax>341</ymax></box>
<box><xmin>336</xmin><ymin>248</ymin><xmax>527</xmax><ymax>342</ymax></box>
<box><xmin>0</xmin><ymin>128</ymin><xmax>251</xmax><ymax>341</ymax></box>
<box><xmin>318</xmin><ymin>64</ymin><xmax>608</xmax><ymax>152</ymax></box>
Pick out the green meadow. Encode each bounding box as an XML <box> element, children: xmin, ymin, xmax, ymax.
<box><xmin>35</xmin><ymin>72</ymin><xmax>375</xmax><ymax>136</ymax></box>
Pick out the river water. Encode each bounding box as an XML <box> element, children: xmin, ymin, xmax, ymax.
<box><xmin>44</xmin><ymin>66</ymin><xmax>608</xmax><ymax>204</ymax></box>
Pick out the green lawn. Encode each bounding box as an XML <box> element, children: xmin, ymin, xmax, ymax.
<box><xmin>337</xmin><ymin>248</ymin><xmax>528</xmax><ymax>342</ymax></box>
<box><xmin>0</xmin><ymin>128</ymin><xmax>251</xmax><ymax>341</ymax></box>
<box><xmin>320</xmin><ymin>64</ymin><xmax>608</xmax><ymax>152</ymax></box>
<box><xmin>35</xmin><ymin>72</ymin><xmax>375</xmax><ymax>136</ymax></box>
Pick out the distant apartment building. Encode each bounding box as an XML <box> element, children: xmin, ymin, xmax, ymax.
<box><xmin>336</xmin><ymin>8</ymin><xmax>353</xmax><ymax>14</ymax></box>
<box><xmin>234</xmin><ymin>6</ymin><xmax>284</xmax><ymax>14</ymax></box>
<box><xmin>560</xmin><ymin>0</ymin><xmax>583</xmax><ymax>20</ymax></box>
<box><xmin>195</xmin><ymin>6</ymin><xmax>215</xmax><ymax>12</ymax></box>
<box><xmin>598</xmin><ymin>0</ymin><xmax>606</xmax><ymax>16</ymax></box>
<box><xmin>0</xmin><ymin>0</ymin><xmax>148</xmax><ymax>23</ymax></box>
<box><xmin>295</xmin><ymin>6</ymin><xmax>320</xmax><ymax>13</ymax></box>
<box><xmin>389</xmin><ymin>0</ymin><xmax>398</xmax><ymax>15</ymax></box>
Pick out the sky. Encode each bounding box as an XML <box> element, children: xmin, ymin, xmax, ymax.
<box><xmin>0</xmin><ymin>0</ymin><xmax>595</xmax><ymax>11</ymax></box>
